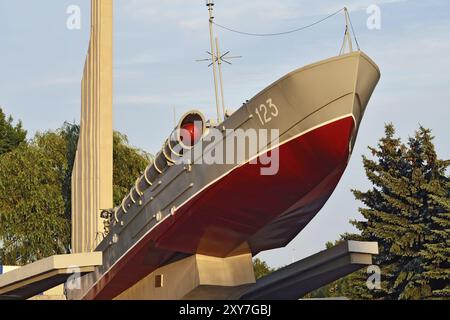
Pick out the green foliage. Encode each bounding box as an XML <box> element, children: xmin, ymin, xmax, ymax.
<box><xmin>305</xmin><ymin>267</ymin><xmax>358</xmax><ymax>299</ymax></box>
<box><xmin>346</xmin><ymin>124</ymin><xmax>449</xmax><ymax>299</ymax></box>
<box><xmin>60</xmin><ymin>122</ymin><xmax>80</xmax><ymax>221</ymax></box>
<box><xmin>113</xmin><ymin>132</ymin><xmax>153</xmax><ymax>206</ymax></box>
<box><xmin>0</xmin><ymin>132</ymin><xmax>70</xmax><ymax>265</ymax></box>
<box><xmin>0</xmin><ymin>107</ymin><xmax>27</xmax><ymax>156</ymax></box>
<box><xmin>306</xmin><ymin>124</ymin><xmax>450</xmax><ymax>300</ymax></box>
<box><xmin>304</xmin><ymin>239</ymin><xmax>363</xmax><ymax>299</ymax></box>
<box><xmin>419</xmin><ymin>170</ymin><xmax>450</xmax><ymax>298</ymax></box>
<box><xmin>253</xmin><ymin>258</ymin><xmax>275</xmax><ymax>280</ymax></box>
<box><xmin>0</xmin><ymin>119</ymin><xmax>152</xmax><ymax>265</ymax></box>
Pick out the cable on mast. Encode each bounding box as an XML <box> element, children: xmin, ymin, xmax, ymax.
<box><xmin>212</xmin><ymin>7</ymin><xmax>345</xmax><ymax>37</ymax></box>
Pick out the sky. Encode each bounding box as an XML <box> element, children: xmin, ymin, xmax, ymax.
<box><xmin>0</xmin><ymin>0</ymin><xmax>449</xmax><ymax>268</ymax></box>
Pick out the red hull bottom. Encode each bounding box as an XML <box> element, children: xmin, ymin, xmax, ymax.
<box><xmin>86</xmin><ymin>116</ymin><xmax>355</xmax><ymax>299</ymax></box>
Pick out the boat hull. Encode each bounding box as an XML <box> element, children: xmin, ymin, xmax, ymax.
<box><xmin>72</xmin><ymin>51</ymin><xmax>380</xmax><ymax>300</ymax></box>
<box><xmin>158</xmin><ymin>115</ymin><xmax>355</xmax><ymax>255</ymax></box>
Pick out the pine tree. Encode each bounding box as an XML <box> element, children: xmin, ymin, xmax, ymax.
<box><xmin>414</xmin><ymin>128</ymin><xmax>450</xmax><ymax>298</ymax></box>
<box><xmin>350</xmin><ymin>124</ymin><xmax>408</xmax><ymax>299</ymax></box>
<box><xmin>422</xmin><ymin>183</ymin><xmax>450</xmax><ymax>298</ymax></box>
<box><xmin>347</xmin><ymin>124</ymin><xmax>449</xmax><ymax>299</ymax></box>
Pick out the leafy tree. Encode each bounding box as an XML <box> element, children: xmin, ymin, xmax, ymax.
<box><xmin>60</xmin><ymin>122</ymin><xmax>80</xmax><ymax>222</ymax></box>
<box><xmin>113</xmin><ymin>132</ymin><xmax>153</xmax><ymax>206</ymax></box>
<box><xmin>0</xmin><ymin>107</ymin><xmax>27</xmax><ymax>156</ymax></box>
<box><xmin>253</xmin><ymin>258</ymin><xmax>275</xmax><ymax>280</ymax></box>
<box><xmin>0</xmin><ymin>122</ymin><xmax>152</xmax><ymax>265</ymax></box>
<box><xmin>59</xmin><ymin>123</ymin><xmax>153</xmax><ymax>210</ymax></box>
<box><xmin>0</xmin><ymin>132</ymin><xmax>70</xmax><ymax>265</ymax></box>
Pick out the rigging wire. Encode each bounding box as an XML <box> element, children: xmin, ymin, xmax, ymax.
<box><xmin>212</xmin><ymin>7</ymin><xmax>345</xmax><ymax>37</ymax></box>
<box><xmin>346</xmin><ymin>9</ymin><xmax>361</xmax><ymax>50</ymax></box>
<box><xmin>212</xmin><ymin>7</ymin><xmax>361</xmax><ymax>51</ymax></box>
<box><xmin>339</xmin><ymin>29</ymin><xmax>348</xmax><ymax>55</ymax></box>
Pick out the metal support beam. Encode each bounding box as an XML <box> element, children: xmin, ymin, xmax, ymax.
<box><xmin>238</xmin><ymin>241</ymin><xmax>378</xmax><ymax>300</ymax></box>
<box><xmin>0</xmin><ymin>252</ymin><xmax>103</xmax><ymax>300</ymax></box>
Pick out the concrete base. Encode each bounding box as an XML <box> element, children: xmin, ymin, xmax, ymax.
<box><xmin>115</xmin><ymin>253</ymin><xmax>256</xmax><ymax>300</ymax></box>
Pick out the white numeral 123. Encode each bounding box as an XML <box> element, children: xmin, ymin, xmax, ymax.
<box><xmin>255</xmin><ymin>98</ymin><xmax>279</xmax><ymax>125</ymax></box>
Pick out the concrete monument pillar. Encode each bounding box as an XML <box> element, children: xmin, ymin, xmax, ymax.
<box><xmin>71</xmin><ymin>0</ymin><xmax>113</xmax><ymax>253</ymax></box>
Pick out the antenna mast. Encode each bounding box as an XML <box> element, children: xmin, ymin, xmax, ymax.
<box><xmin>340</xmin><ymin>7</ymin><xmax>354</xmax><ymax>54</ymax></box>
<box><xmin>206</xmin><ymin>0</ymin><xmax>222</xmax><ymax>123</ymax></box>
<box><xmin>215</xmin><ymin>37</ymin><xmax>226</xmax><ymax>118</ymax></box>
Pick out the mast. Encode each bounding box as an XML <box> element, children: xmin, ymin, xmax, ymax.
<box><xmin>340</xmin><ymin>7</ymin><xmax>354</xmax><ymax>54</ymax></box>
<box><xmin>206</xmin><ymin>0</ymin><xmax>222</xmax><ymax>123</ymax></box>
<box><xmin>215</xmin><ymin>37</ymin><xmax>226</xmax><ymax>118</ymax></box>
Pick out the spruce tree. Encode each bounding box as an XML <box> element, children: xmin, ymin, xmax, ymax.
<box><xmin>350</xmin><ymin>124</ymin><xmax>408</xmax><ymax>299</ymax></box>
<box><xmin>414</xmin><ymin>128</ymin><xmax>450</xmax><ymax>298</ymax></box>
<box><xmin>348</xmin><ymin>124</ymin><xmax>449</xmax><ymax>299</ymax></box>
<box><xmin>422</xmin><ymin>182</ymin><xmax>450</xmax><ymax>298</ymax></box>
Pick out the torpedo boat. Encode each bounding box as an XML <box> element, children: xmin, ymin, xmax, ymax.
<box><xmin>73</xmin><ymin>5</ymin><xmax>380</xmax><ymax>300</ymax></box>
